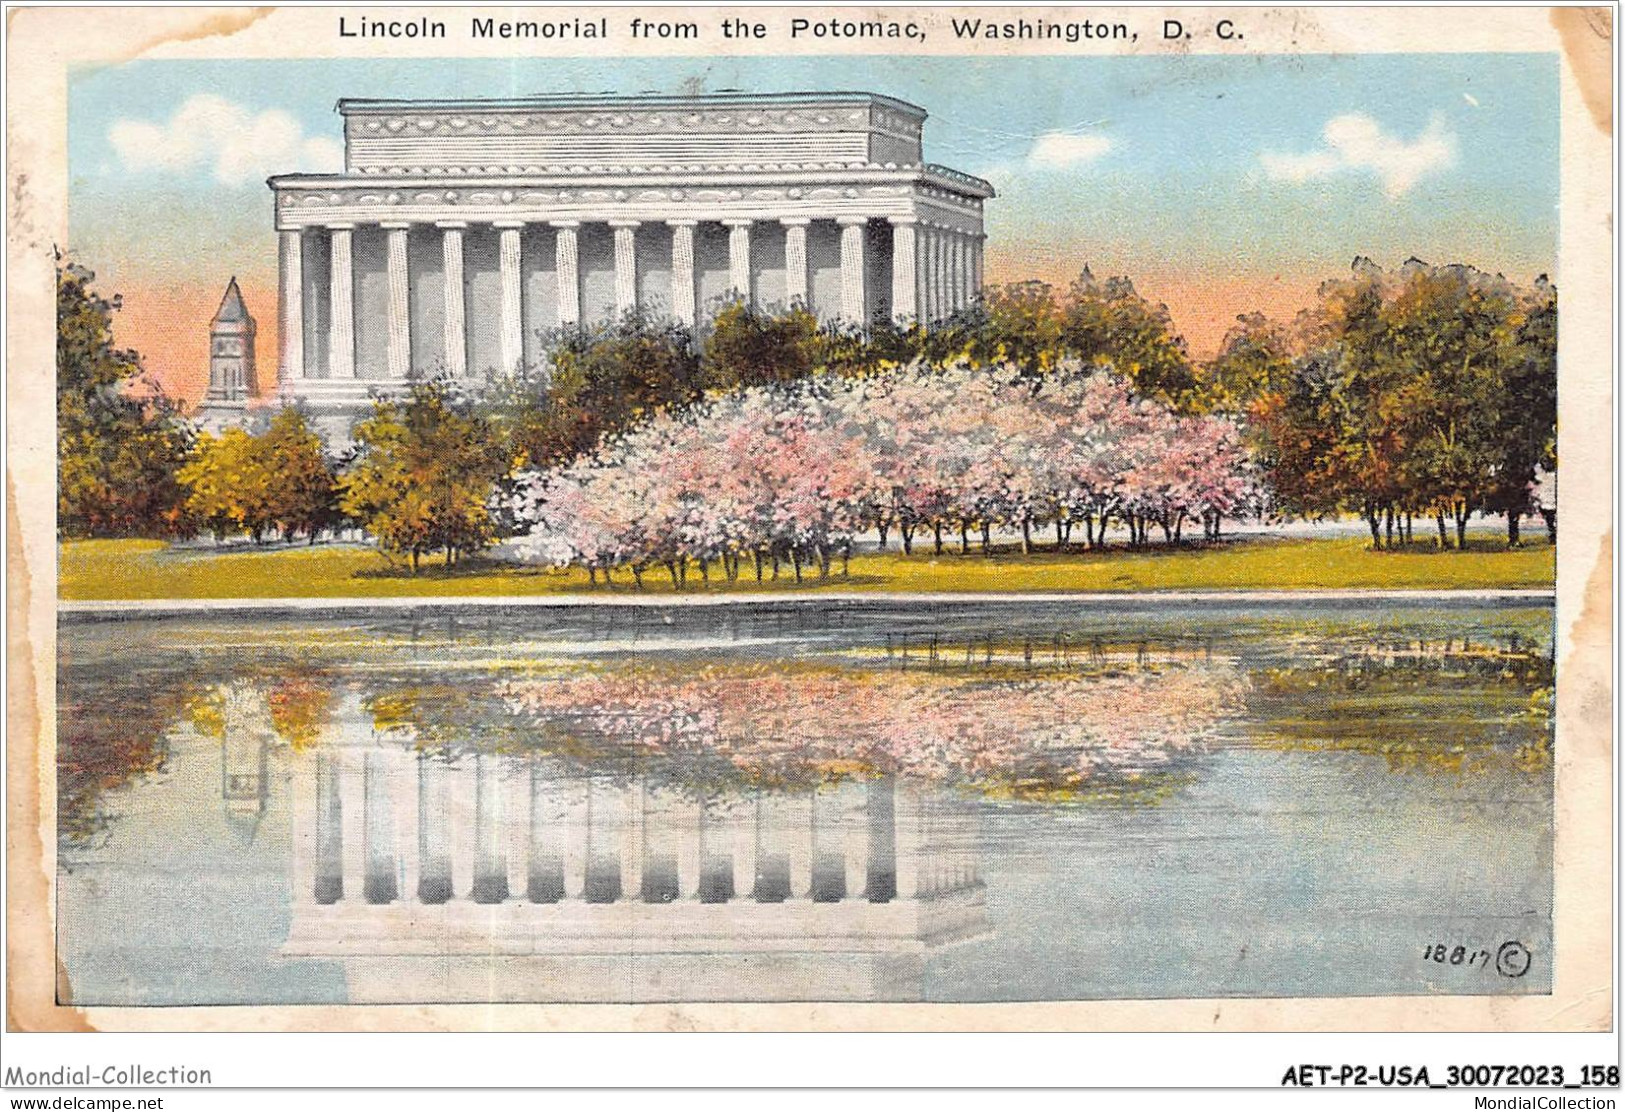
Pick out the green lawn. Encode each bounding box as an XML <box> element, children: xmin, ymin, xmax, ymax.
<box><xmin>57</xmin><ymin>534</ymin><xmax>1556</xmax><ymax>601</ymax></box>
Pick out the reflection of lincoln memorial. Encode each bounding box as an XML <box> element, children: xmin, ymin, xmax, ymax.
<box><xmin>278</xmin><ymin>693</ymin><xmax>988</xmax><ymax>1002</ymax></box>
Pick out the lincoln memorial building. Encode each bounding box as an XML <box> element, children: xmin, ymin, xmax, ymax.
<box><xmin>268</xmin><ymin>90</ymin><xmax>994</xmax><ymax>419</ymax></box>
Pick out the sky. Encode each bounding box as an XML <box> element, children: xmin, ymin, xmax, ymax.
<box><xmin>67</xmin><ymin>52</ymin><xmax>1559</xmax><ymax>402</ymax></box>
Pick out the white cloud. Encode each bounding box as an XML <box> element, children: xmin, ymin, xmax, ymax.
<box><xmin>1261</xmin><ymin>113</ymin><xmax>1457</xmax><ymax>199</ymax></box>
<box><xmin>1025</xmin><ymin>130</ymin><xmax>1113</xmax><ymax>169</ymax></box>
<box><xmin>109</xmin><ymin>94</ymin><xmax>342</xmax><ymax>186</ymax></box>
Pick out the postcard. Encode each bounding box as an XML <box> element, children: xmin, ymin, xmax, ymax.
<box><xmin>5</xmin><ymin>5</ymin><xmax>1613</xmax><ymax>1037</ymax></box>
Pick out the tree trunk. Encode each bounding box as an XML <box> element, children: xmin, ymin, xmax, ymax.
<box><xmin>791</xmin><ymin>549</ymin><xmax>803</xmax><ymax>583</ymax></box>
<box><xmin>934</xmin><ymin>523</ymin><xmax>944</xmax><ymax>555</ymax></box>
<box><xmin>900</xmin><ymin>522</ymin><xmax>915</xmax><ymax>555</ymax></box>
<box><xmin>586</xmin><ymin>566</ymin><xmax>597</xmax><ymax>587</ymax></box>
<box><xmin>1436</xmin><ymin>511</ymin><xmax>1448</xmax><ymax>550</ymax></box>
<box><xmin>1541</xmin><ymin>508</ymin><xmax>1557</xmax><ymax>544</ymax></box>
<box><xmin>877</xmin><ymin>520</ymin><xmax>890</xmax><ymax>551</ymax></box>
<box><xmin>631</xmin><ymin>565</ymin><xmax>644</xmax><ymax>590</ymax></box>
<box><xmin>1366</xmin><ymin>508</ymin><xmax>1382</xmax><ymax>550</ymax></box>
<box><xmin>1083</xmin><ymin>514</ymin><xmax>1095</xmax><ymax>548</ymax></box>
<box><xmin>960</xmin><ymin>524</ymin><xmax>970</xmax><ymax>555</ymax></box>
<box><xmin>1404</xmin><ymin>512</ymin><xmax>1413</xmax><ymax>544</ymax></box>
<box><xmin>665</xmin><ymin>560</ymin><xmax>680</xmax><ymax>589</ymax></box>
<box><xmin>1055</xmin><ymin>519</ymin><xmax>1066</xmax><ymax>551</ymax></box>
<box><xmin>1021</xmin><ymin>518</ymin><xmax>1032</xmax><ymax>554</ymax></box>
<box><xmin>1384</xmin><ymin>505</ymin><xmax>1394</xmax><ymax>549</ymax></box>
<box><xmin>753</xmin><ymin>550</ymin><xmax>764</xmax><ymax>582</ymax></box>
<box><xmin>980</xmin><ymin>523</ymin><xmax>991</xmax><ymax>553</ymax></box>
<box><xmin>1506</xmin><ymin>512</ymin><xmax>1521</xmax><ymax>548</ymax></box>
<box><xmin>1455</xmin><ymin>505</ymin><xmax>1469</xmax><ymax>552</ymax></box>
<box><xmin>698</xmin><ymin>559</ymin><xmax>710</xmax><ymax>585</ymax></box>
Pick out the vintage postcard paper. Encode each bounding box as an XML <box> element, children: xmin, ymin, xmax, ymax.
<box><xmin>5</xmin><ymin>5</ymin><xmax>1613</xmax><ymax>1035</ymax></box>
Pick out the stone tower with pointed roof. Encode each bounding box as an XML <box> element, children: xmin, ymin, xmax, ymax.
<box><xmin>206</xmin><ymin>277</ymin><xmax>257</xmax><ymax>402</ymax></box>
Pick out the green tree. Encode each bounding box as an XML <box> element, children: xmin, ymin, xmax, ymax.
<box><xmin>262</xmin><ymin>407</ymin><xmax>341</xmax><ymax>542</ymax></box>
<box><xmin>1201</xmin><ymin>312</ymin><xmax>1298</xmax><ymax>414</ymax></box>
<box><xmin>340</xmin><ymin>381</ymin><xmax>510</xmax><ymax>570</ymax></box>
<box><xmin>177</xmin><ymin>427</ymin><xmax>275</xmax><ymax>541</ymax></box>
<box><xmin>701</xmin><ymin>301</ymin><xmax>823</xmax><ymax>389</ymax></box>
<box><xmin>57</xmin><ymin>257</ymin><xmax>194</xmax><ymax>537</ymax></box>
<box><xmin>1059</xmin><ymin>269</ymin><xmax>1199</xmax><ymax>408</ymax></box>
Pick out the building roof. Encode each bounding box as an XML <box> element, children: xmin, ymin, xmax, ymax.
<box><xmin>337</xmin><ymin>90</ymin><xmax>928</xmax><ymax>119</ymax></box>
<box><xmin>213</xmin><ymin>277</ymin><xmax>250</xmax><ymax>325</ymax></box>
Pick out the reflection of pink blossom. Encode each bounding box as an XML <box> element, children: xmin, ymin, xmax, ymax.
<box><xmin>499</xmin><ymin>661</ymin><xmax>1246</xmax><ymax>791</ymax></box>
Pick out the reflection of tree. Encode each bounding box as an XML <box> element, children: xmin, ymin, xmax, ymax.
<box><xmin>57</xmin><ymin>674</ymin><xmax>203</xmax><ymax>845</ymax></box>
<box><xmin>1246</xmin><ymin>640</ymin><xmax>1553</xmax><ymax>776</ymax></box>
<box><xmin>497</xmin><ymin>660</ymin><xmax>1246</xmax><ymax>797</ymax></box>
<box><xmin>267</xmin><ymin>677</ymin><xmax>333</xmax><ymax>752</ymax></box>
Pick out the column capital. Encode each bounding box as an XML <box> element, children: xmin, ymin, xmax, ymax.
<box><xmin>721</xmin><ymin>218</ymin><xmax>755</xmax><ymax>228</ymax></box>
<box><xmin>434</xmin><ymin>220</ymin><xmax>468</xmax><ymax>230</ymax></box>
<box><xmin>887</xmin><ymin>214</ymin><xmax>920</xmax><ymax>226</ymax></box>
<box><xmin>665</xmin><ymin>218</ymin><xmax>699</xmax><ymax>228</ymax></box>
<box><xmin>778</xmin><ymin>216</ymin><xmax>812</xmax><ymax>227</ymax></box>
<box><xmin>492</xmin><ymin>219</ymin><xmax>526</xmax><ymax>230</ymax></box>
<box><xmin>324</xmin><ymin>222</ymin><xmax>357</xmax><ymax>232</ymax></box>
<box><xmin>607</xmin><ymin>219</ymin><xmax>642</xmax><ymax>230</ymax></box>
<box><xmin>379</xmin><ymin>221</ymin><xmax>413</xmax><ymax>231</ymax></box>
<box><xmin>548</xmin><ymin>219</ymin><xmax>581</xmax><ymax>230</ymax></box>
<box><xmin>836</xmin><ymin>215</ymin><xmax>871</xmax><ymax>227</ymax></box>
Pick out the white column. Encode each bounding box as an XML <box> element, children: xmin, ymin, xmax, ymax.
<box><xmin>363</xmin><ymin>750</ymin><xmax>396</xmax><ymax>903</ymax></box>
<box><xmin>781</xmin><ymin>217</ymin><xmax>810</xmax><ymax>308</ymax></box>
<box><xmin>888</xmin><ymin>217</ymin><xmax>918</xmax><ymax>323</ymax></box>
<box><xmin>972</xmin><ymin>233</ymin><xmax>985</xmax><ymax>303</ymax></box>
<box><xmin>448</xmin><ymin>758</ymin><xmax>475</xmax><ymax>900</ymax></box>
<box><xmin>497</xmin><ymin>222</ymin><xmax>524</xmax><ymax>373</ymax></box>
<box><xmin>610</xmin><ymin>220</ymin><xmax>639</xmax><ymax>317</ymax></box>
<box><xmin>948</xmin><ymin>231</ymin><xmax>965</xmax><ymax>313</ymax></box>
<box><xmin>936</xmin><ymin>226</ymin><xmax>952</xmax><ymax>319</ymax></box>
<box><xmin>843</xmin><ymin>790</ymin><xmax>867</xmax><ymax>900</ymax></box>
<box><xmin>676</xmin><ymin>800</ymin><xmax>701</xmax><ymax>900</ymax></box>
<box><xmin>383</xmin><ymin>224</ymin><xmax>411</xmax><ymax>380</ymax></box>
<box><xmin>724</xmin><ymin>219</ymin><xmax>752</xmax><ymax>302</ymax></box>
<box><xmin>724</xmin><ymin>217</ymin><xmax>754</xmax><ymax>302</ymax></box>
<box><xmin>326</xmin><ymin>225</ymin><xmax>355</xmax><ymax>379</ymax></box>
<box><xmin>837</xmin><ymin>216</ymin><xmax>868</xmax><ymax>326</ymax></box>
<box><xmin>278</xmin><ymin>230</ymin><xmax>304</xmax><ymax>382</ymax></box>
<box><xmin>667</xmin><ymin>220</ymin><xmax>697</xmax><ymax>326</ymax></box>
<box><xmin>562</xmin><ymin>779</ymin><xmax>588</xmax><ymax>899</ymax></box>
<box><xmin>929</xmin><ymin>224</ymin><xmax>942</xmax><ymax>321</ymax></box>
<box><xmin>552</xmin><ymin>221</ymin><xmax>580</xmax><ymax>327</ymax></box>
<box><xmin>437</xmin><ymin>222</ymin><xmax>467</xmax><ymax>377</ymax></box>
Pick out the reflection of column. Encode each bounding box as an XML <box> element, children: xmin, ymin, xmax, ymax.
<box><xmin>837</xmin><ymin>216</ymin><xmax>867</xmax><ymax>325</ymax></box>
<box><xmin>291</xmin><ymin>747</ymin><xmax>317</xmax><ymax>902</ymax></box>
<box><xmin>698</xmin><ymin>799</ymin><xmax>734</xmax><ymax>902</ymax></box>
<box><xmin>732</xmin><ymin>795</ymin><xmax>758</xmax><ymax>902</ymax></box>
<box><xmin>810</xmin><ymin>786</ymin><xmax>846</xmax><ymax>902</ymax></box>
<box><xmin>781</xmin><ymin>218</ymin><xmax>810</xmax><ymax>307</ymax></box>
<box><xmin>552</xmin><ymin>221</ymin><xmax>581</xmax><ymax>328</ymax></box>
<box><xmin>620</xmin><ymin>780</ymin><xmax>644</xmax><ymax>903</ymax></box>
<box><xmin>417</xmin><ymin>758</ymin><xmax>453</xmax><ymax>903</ymax></box>
<box><xmin>866</xmin><ymin>776</ymin><xmax>898</xmax><ymax>902</ymax></box>
<box><xmin>675</xmin><ymin>799</ymin><xmax>701</xmax><ymax>900</ymax></box>
<box><xmin>504</xmin><ymin>760</ymin><xmax>528</xmax><ymax>901</ymax></box>
<box><xmin>668</xmin><ymin>220</ymin><xmax>697</xmax><ymax>326</ymax></box>
<box><xmin>843</xmin><ymin>784</ymin><xmax>868</xmax><ymax>901</ymax></box>
<box><xmin>584</xmin><ymin>777</ymin><xmax>621</xmax><ymax>903</ymax></box>
<box><xmin>725</xmin><ymin>219</ymin><xmax>752</xmax><ymax>302</ymax></box>
<box><xmin>472</xmin><ymin>755</ymin><xmax>508</xmax><ymax>903</ymax></box>
<box><xmin>278</xmin><ymin>230</ymin><xmax>304</xmax><ymax>381</ymax></box>
<box><xmin>327</xmin><ymin>225</ymin><xmax>356</xmax><ymax>378</ymax></box>
<box><xmin>497</xmin><ymin>221</ymin><xmax>524</xmax><ymax>372</ymax></box>
<box><xmin>639</xmin><ymin>785</ymin><xmax>681</xmax><ymax>903</ymax></box>
<box><xmin>448</xmin><ymin>758</ymin><xmax>475</xmax><ymax>900</ymax></box>
<box><xmin>438</xmin><ymin>222</ymin><xmax>467</xmax><ymax>377</ymax></box>
<box><xmin>611</xmin><ymin>220</ymin><xmax>639</xmax><ymax>317</ymax></box>
<box><xmin>314</xmin><ymin>752</ymin><xmax>343</xmax><ymax>904</ymax></box>
<box><xmin>391</xmin><ymin>751</ymin><xmax>419</xmax><ymax>905</ymax></box>
<box><xmin>754</xmin><ymin>794</ymin><xmax>792</xmax><ymax>901</ymax></box>
<box><xmin>383</xmin><ymin>223</ymin><xmax>412</xmax><ymax>379</ymax></box>
<box><xmin>893</xmin><ymin>782</ymin><xmax>921</xmax><ymax>899</ymax></box>
<box><xmin>888</xmin><ymin>217</ymin><xmax>918</xmax><ymax>323</ymax></box>
<box><xmin>527</xmin><ymin>763</ymin><xmax>564</xmax><ymax>902</ymax></box>
<box><xmin>339</xmin><ymin>751</ymin><xmax>365</xmax><ymax>902</ymax></box>
<box><xmin>363</xmin><ymin>750</ymin><xmax>397</xmax><ymax>903</ymax></box>
<box><xmin>562</xmin><ymin>777</ymin><xmax>588</xmax><ymax>900</ymax></box>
